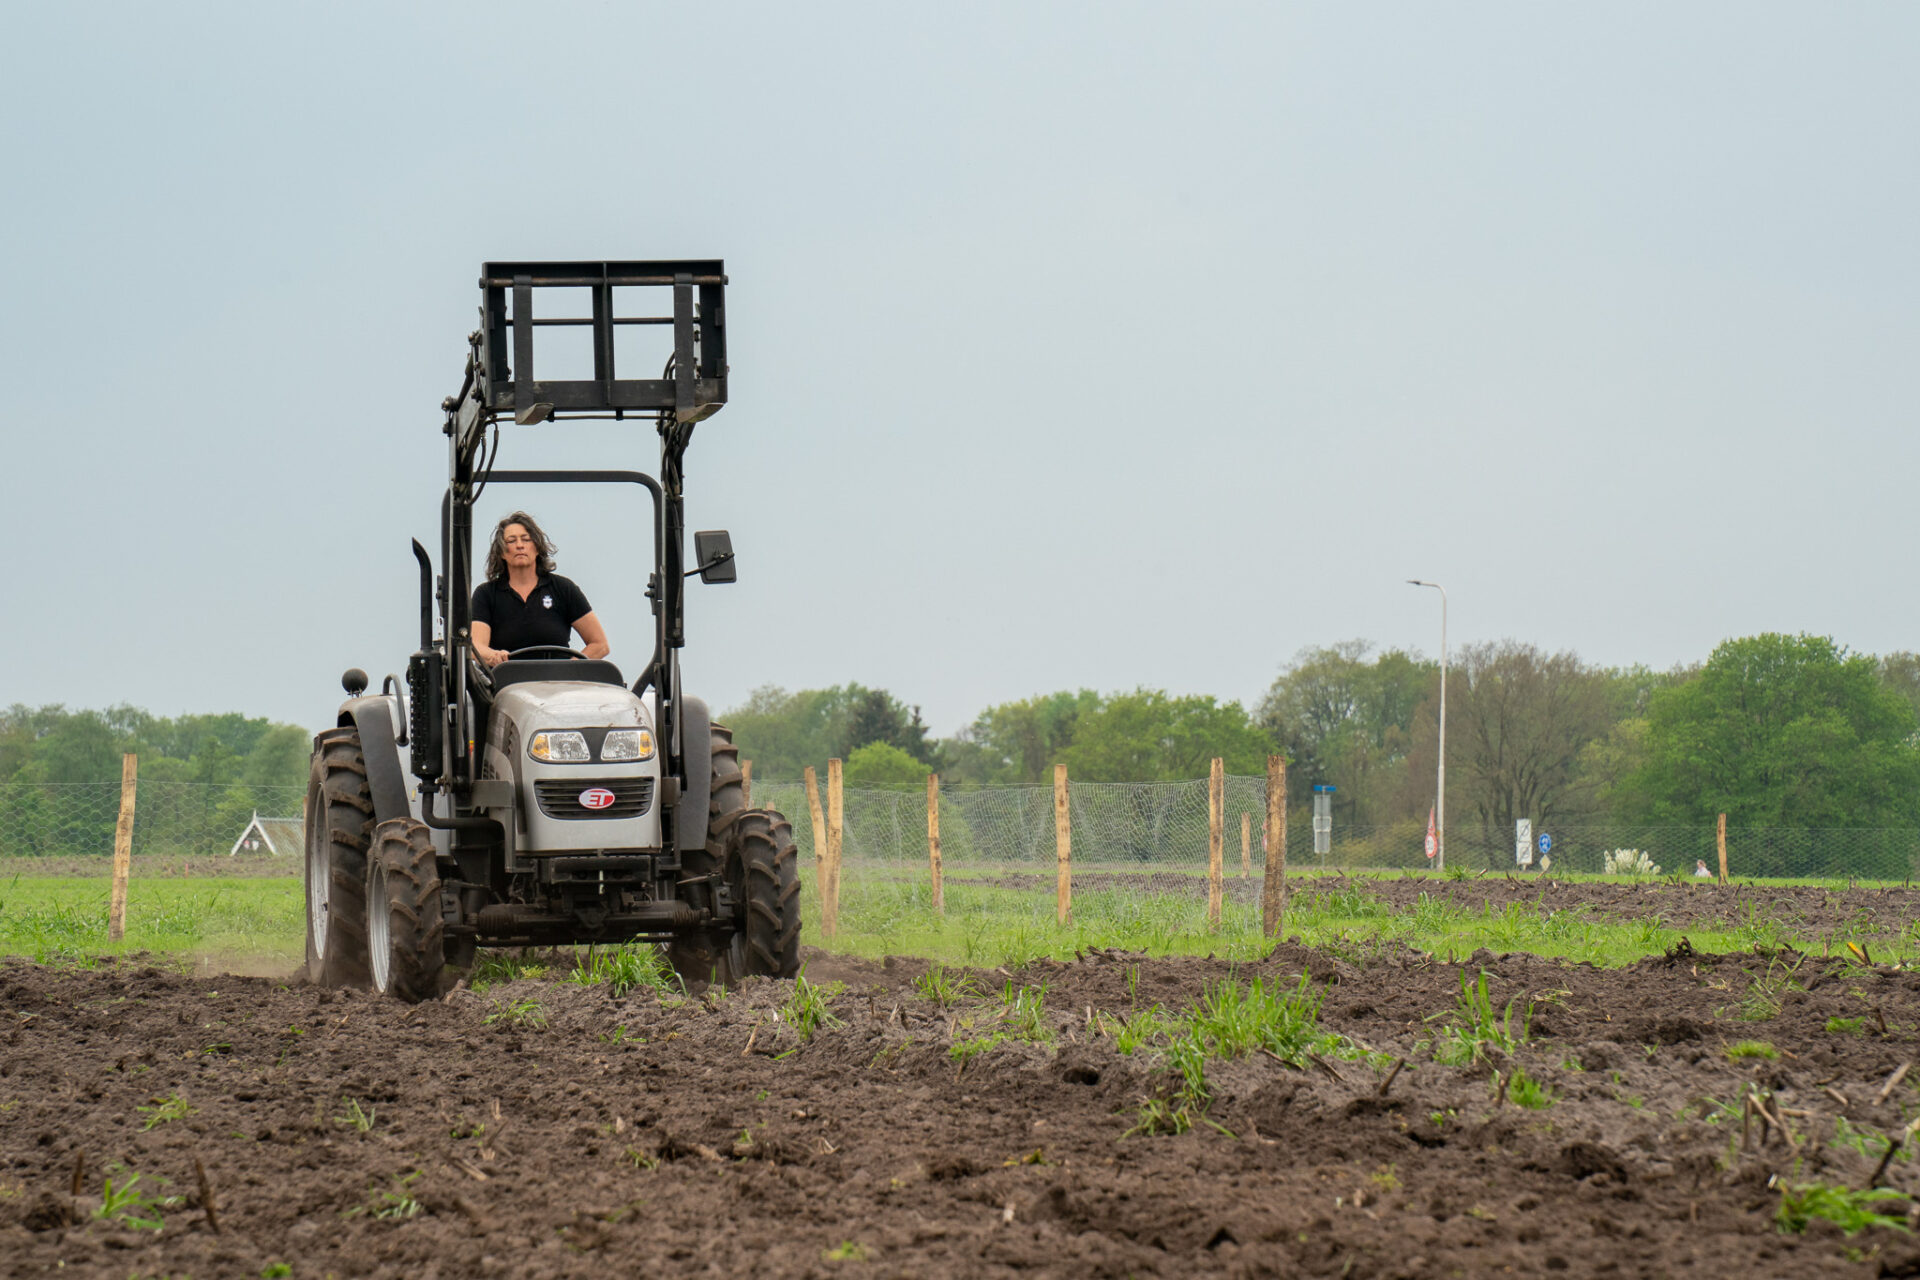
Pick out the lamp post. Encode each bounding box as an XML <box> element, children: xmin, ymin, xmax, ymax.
<box><xmin>1407</xmin><ymin>579</ymin><xmax>1447</xmax><ymax>870</ymax></box>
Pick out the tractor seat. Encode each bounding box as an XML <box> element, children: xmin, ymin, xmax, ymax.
<box><xmin>490</xmin><ymin>659</ymin><xmax>625</xmax><ymax>691</ymax></box>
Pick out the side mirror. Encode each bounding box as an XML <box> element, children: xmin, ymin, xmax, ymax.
<box><xmin>693</xmin><ymin>530</ymin><xmax>737</xmax><ymax>584</ymax></box>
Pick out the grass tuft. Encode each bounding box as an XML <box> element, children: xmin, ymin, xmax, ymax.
<box><xmin>783</xmin><ymin>971</ymin><xmax>846</xmax><ymax>1042</ymax></box>
<box><xmin>1775</xmin><ymin>1182</ymin><xmax>1909</xmax><ymax>1236</ymax></box>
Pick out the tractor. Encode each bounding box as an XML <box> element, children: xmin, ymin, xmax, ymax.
<box><xmin>304</xmin><ymin>260</ymin><xmax>801</xmax><ymax>1001</ymax></box>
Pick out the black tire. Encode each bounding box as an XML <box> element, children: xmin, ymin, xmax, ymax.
<box><xmin>305</xmin><ymin>727</ymin><xmax>373</xmax><ymax>987</ymax></box>
<box><xmin>715</xmin><ymin>810</ymin><xmax>802</xmax><ymax>984</ymax></box>
<box><xmin>367</xmin><ymin>818</ymin><xmax>446</xmax><ymax>1004</ymax></box>
<box><xmin>665</xmin><ymin>720</ymin><xmax>747</xmax><ymax>983</ymax></box>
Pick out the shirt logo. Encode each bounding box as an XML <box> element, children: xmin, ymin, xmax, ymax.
<box><xmin>579</xmin><ymin>788</ymin><xmax>617</xmax><ymax>810</ymax></box>
<box><xmin>542</xmin><ymin>594</ymin><xmax>553</xmax><ymax>609</ymax></box>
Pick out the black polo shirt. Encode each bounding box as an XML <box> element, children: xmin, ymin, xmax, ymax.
<box><xmin>471</xmin><ymin>574</ymin><xmax>592</xmax><ymax>653</ymax></box>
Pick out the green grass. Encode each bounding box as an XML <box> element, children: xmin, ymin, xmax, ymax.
<box><xmin>1725</xmin><ymin>1040</ymin><xmax>1780</xmax><ymax>1061</ymax></box>
<box><xmin>1503</xmin><ymin>1067</ymin><xmax>1555</xmax><ymax>1109</ymax></box>
<box><xmin>1775</xmin><ymin>1182</ymin><xmax>1910</xmax><ymax>1236</ymax></box>
<box><xmin>11</xmin><ymin>861</ymin><xmax>1920</xmax><ymax>976</ymax></box>
<box><xmin>782</xmin><ymin>971</ymin><xmax>846</xmax><ymax>1042</ymax></box>
<box><xmin>0</xmin><ymin>875</ymin><xmax>301</xmax><ymax>965</ymax></box>
<box><xmin>1430</xmin><ymin>970</ymin><xmax>1529</xmax><ymax>1066</ymax></box>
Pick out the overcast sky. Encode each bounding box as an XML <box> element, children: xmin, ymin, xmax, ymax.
<box><xmin>5</xmin><ymin>3</ymin><xmax>1916</xmax><ymax>738</ymax></box>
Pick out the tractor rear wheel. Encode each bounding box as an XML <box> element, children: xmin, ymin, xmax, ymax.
<box><xmin>715</xmin><ymin>810</ymin><xmax>802</xmax><ymax>985</ymax></box>
<box><xmin>367</xmin><ymin>818</ymin><xmax>446</xmax><ymax>1003</ymax></box>
<box><xmin>305</xmin><ymin>726</ymin><xmax>373</xmax><ymax>988</ymax></box>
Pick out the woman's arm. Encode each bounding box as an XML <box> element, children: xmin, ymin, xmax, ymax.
<box><xmin>471</xmin><ymin>621</ymin><xmax>508</xmax><ymax>667</ymax></box>
<box><xmin>573</xmin><ymin>611</ymin><xmax>611</xmax><ymax>661</ymax></box>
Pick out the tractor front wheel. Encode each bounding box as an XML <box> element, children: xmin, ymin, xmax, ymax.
<box><xmin>366</xmin><ymin>818</ymin><xmax>446</xmax><ymax>1003</ymax></box>
<box><xmin>305</xmin><ymin>727</ymin><xmax>373</xmax><ymax>988</ymax></box>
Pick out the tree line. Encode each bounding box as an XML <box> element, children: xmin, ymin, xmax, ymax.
<box><xmin>0</xmin><ymin>704</ymin><xmax>310</xmax><ymax>791</ymax></box>
<box><xmin>724</xmin><ymin>634</ymin><xmax>1920</xmax><ymax>836</ymax></box>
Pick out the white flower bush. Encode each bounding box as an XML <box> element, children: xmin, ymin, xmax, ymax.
<box><xmin>1603</xmin><ymin>848</ymin><xmax>1661</xmax><ymax>877</ymax></box>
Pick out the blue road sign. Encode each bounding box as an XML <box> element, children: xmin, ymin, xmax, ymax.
<box><xmin>1538</xmin><ymin>833</ymin><xmax>1553</xmax><ymax>854</ymax></box>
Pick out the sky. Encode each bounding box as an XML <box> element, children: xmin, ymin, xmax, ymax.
<box><xmin>4</xmin><ymin>3</ymin><xmax>1917</xmax><ymax>738</ymax></box>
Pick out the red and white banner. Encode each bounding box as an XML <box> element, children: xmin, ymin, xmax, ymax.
<box><xmin>1424</xmin><ymin>807</ymin><xmax>1438</xmax><ymax>860</ymax></box>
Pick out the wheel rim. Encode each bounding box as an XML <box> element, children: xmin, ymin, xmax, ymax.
<box><xmin>306</xmin><ymin>805</ymin><xmax>330</xmax><ymax>954</ymax></box>
<box><xmin>368</xmin><ymin>861</ymin><xmax>392</xmax><ymax>993</ymax></box>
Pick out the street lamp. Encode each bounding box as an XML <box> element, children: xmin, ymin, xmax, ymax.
<box><xmin>1407</xmin><ymin>579</ymin><xmax>1447</xmax><ymax>871</ymax></box>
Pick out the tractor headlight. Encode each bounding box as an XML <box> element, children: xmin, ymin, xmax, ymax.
<box><xmin>527</xmin><ymin>730</ymin><xmax>591</xmax><ymax>763</ymax></box>
<box><xmin>601</xmin><ymin>728</ymin><xmax>655</xmax><ymax>762</ymax></box>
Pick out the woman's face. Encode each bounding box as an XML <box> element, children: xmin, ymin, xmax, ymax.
<box><xmin>501</xmin><ymin>523</ymin><xmax>538</xmax><ymax>572</ymax></box>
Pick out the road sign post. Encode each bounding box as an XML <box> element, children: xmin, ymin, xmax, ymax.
<box><xmin>1311</xmin><ymin>785</ymin><xmax>1335</xmax><ymax>858</ymax></box>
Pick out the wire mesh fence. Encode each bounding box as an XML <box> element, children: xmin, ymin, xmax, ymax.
<box><xmin>6</xmin><ymin>775</ymin><xmax>1920</xmax><ymax>883</ymax></box>
<box><xmin>0</xmin><ymin>781</ymin><xmax>308</xmax><ymax>863</ymax></box>
<box><xmin>754</xmin><ymin>777</ymin><xmax>1920</xmax><ymax>882</ymax></box>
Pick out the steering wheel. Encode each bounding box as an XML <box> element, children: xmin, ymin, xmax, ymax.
<box><xmin>504</xmin><ymin>646</ymin><xmax>586</xmax><ymax>661</ymax></box>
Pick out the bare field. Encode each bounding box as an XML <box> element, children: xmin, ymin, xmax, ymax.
<box><xmin>8</xmin><ymin>932</ymin><xmax>1920</xmax><ymax>1277</ymax></box>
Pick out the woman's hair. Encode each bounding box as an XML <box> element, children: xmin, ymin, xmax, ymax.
<box><xmin>484</xmin><ymin>511</ymin><xmax>557</xmax><ymax>582</ymax></box>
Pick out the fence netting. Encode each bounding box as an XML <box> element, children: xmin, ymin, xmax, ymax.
<box><xmin>7</xmin><ymin>777</ymin><xmax>1920</xmax><ymax>881</ymax></box>
<box><xmin>0</xmin><ymin>782</ymin><xmax>308</xmax><ymax>862</ymax></box>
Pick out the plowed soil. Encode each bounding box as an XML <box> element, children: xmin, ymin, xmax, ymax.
<box><xmin>9</xmin><ymin>940</ymin><xmax>1920</xmax><ymax>1278</ymax></box>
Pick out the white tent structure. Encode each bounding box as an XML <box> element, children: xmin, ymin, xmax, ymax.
<box><xmin>229</xmin><ymin>811</ymin><xmax>303</xmax><ymax>857</ymax></box>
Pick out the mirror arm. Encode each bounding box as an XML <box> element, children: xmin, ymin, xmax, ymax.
<box><xmin>683</xmin><ymin>552</ymin><xmax>735</xmax><ymax>580</ymax></box>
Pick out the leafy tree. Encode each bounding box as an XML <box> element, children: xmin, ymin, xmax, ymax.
<box><xmin>1398</xmin><ymin>642</ymin><xmax>1619</xmax><ymax>858</ymax></box>
<box><xmin>837</xmin><ymin>687</ymin><xmax>933</xmax><ymax>764</ymax></box>
<box><xmin>1257</xmin><ymin>641</ymin><xmax>1434</xmax><ymax>822</ymax></box>
<box><xmin>946</xmin><ymin>690</ymin><xmax>1102</xmax><ymax>784</ymax></box>
<box><xmin>1879</xmin><ymin>652</ymin><xmax>1920</xmax><ymax>724</ymax></box>
<box><xmin>1630</xmin><ymin>633</ymin><xmax>1920</xmax><ymax>829</ymax></box>
<box><xmin>720</xmin><ymin>683</ymin><xmax>932</xmax><ymax>778</ymax></box>
<box><xmin>1061</xmin><ymin>689</ymin><xmax>1269</xmax><ymax>782</ymax></box>
<box><xmin>843</xmin><ymin>741</ymin><xmax>930</xmax><ymax>789</ymax></box>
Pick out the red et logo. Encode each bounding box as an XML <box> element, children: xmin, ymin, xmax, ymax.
<box><xmin>579</xmin><ymin>788</ymin><xmax>617</xmax><ymax>810</ymax></box>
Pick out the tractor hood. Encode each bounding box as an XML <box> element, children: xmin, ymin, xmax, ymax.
<box><xmin>482</xmin><ymin>680</ymin><xmax>663</xmax><ymax>857</ymax></box>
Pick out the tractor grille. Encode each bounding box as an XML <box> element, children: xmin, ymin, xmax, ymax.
<box><xmin>534</xmin><ymin>777</ymin><xmax>655</xmax><ymax>820</ymax></box>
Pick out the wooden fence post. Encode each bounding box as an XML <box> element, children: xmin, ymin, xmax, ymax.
<box><xmin>741</xmin><ymin>759</ymin><xmax>752</xmax><ymax>809</ymax></box>
<box><xmin>1717</xmin><ymin>813</ymin><xmax>1728</xmax><ymax>885</ymax></box>
<box><xmin>1261</xmin><ymin>755</ymin><xmax>1287</xmax><ymax>938</ymax></box>
<box><xmin>804</xmin><ymin>766</ymin><xmax>826</xmax><ymax>868</ymax></box>
<box><xmin>927</xmin><ymin>772</ymin><xmax>943</xmax><ymax>916</ymax></box>
<box><xmin>1241</xmin><ymin>812</ymin><xmax>1252</xmax><ymax>881</ymax></box>
<box><xmin>1054</xmin><ymin>763</ymin><xmax>1071</xmax><ymax>926</ymax></box>
<box><xmin>1207</xmin><ymin>757</ymin><xmax>1224</xmax><ymax>928</ymax></box>
<box><xmin>109</xmin><ymin>753</ymin><xmax>137</xmax><ymax>943</ymax></box>
<box><xmin>825</xmin><ymin>758</ymin><xmax>844</xmax><ymax>937</ymax></box>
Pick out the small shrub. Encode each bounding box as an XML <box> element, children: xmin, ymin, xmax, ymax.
<box><xmin>824</xmin><ymin>1241</ymin><xmax>870</xmax><ymax>1262</ymax></box>
<box><xmin>334</xmin><ymin>1098</ymin><xmax>378</xmax><ymax>1132</ymax></box>
<box><xmin>1603</xmin><ymin>849</ymin><xmax>1661</xmax><ymax>876</ymax></box>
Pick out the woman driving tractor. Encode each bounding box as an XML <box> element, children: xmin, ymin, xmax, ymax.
<box><xmin>469</xmin><ymin>510</ymin><xmax>611</xmax><ymax>667</ymax></box>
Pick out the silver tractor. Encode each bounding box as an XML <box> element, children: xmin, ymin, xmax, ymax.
<box><xmin>304</xmin><ymin>259</ymin><xmax>801</xmax><ymax>1001</ymax></box>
